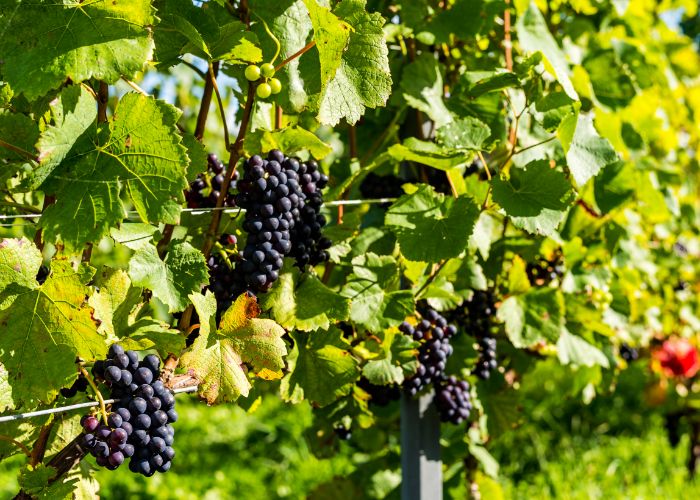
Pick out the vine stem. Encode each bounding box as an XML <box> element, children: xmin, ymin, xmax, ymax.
<box><xmin>274</xmin><ymin>40</ymin><xmax>316</xmax><ymax>71</ymax></box>
<box><xmin>0</xmin><ymin>139</ymin><xmax>38</xmax><ymax>162</ymax></box>
<box><xmin>504</xmin><ymin>0</ymin><xmax>513</xmax><ymax>72</ymax></box>
<box><xmin>120</xmin><ymin>77</ymin><xmax>149</xmax><ymax>96</ymax></box>
<box><xmin>33</xmin><ymin>195</ymin><xmax>55</xmax><ymax>252</ymax></box>
<box><xmin>30</xmin><ymin>419</ymin><xmax>56</xmax><ymax>467</ymax></box>
<box><xmin>0</xmin><ymin>435</ymin><xmax>31</xmax><ymax>457</ymax></box>
<box><xmin>194</xmin><ymin>61</ymin><xmax>219</xmax><ymax>141</ymax></box>
<box><xmin>78</xmin><ymin>365</ymin><xmax>108</xmax><ymax>425</ymax></box>
<box><xmin>208</xmin><ymin>62</ymin><xmax>231</xmax><ymax>150</ymax></box>
<box><xmin>415</xmin><ymin>260</ymin><xmax>448</xmax><ymax>298</ymax></box>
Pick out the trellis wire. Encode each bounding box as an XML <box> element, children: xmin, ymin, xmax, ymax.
<box><xmin>0</xmin><ymin>386</ymin><xmax>198</xmax><ymax>423</ymax></box>
<box><xmin>0</xmin><ymin>197</ymin><xmax>397</xmax><ymax>226</ymax></box>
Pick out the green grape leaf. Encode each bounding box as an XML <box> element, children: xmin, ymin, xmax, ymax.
<box><xmin>0</xmin><ymin>418</ymin><xmax>39</xmax><ymax>459</ymax></box>
<box><xmin>0</xmin><ymin>112</ymin><xmax>39</xmax><ymax>164</ymax></box>
<box><xmin>341</xmin><ymin>254</ymin><xmax>415</xmax><ymax>331</ymax></box>
<box><xmin>316</xmin><ymin>0</ymin><xmax>392</xmax><ymax>125</ymax></box>
<box><xmin>491</xmin><ymin>160</ymin><xmax>575</xmax><ymax>236</ymax></box>
<box><xmin>181</xmin><ymin>292</ymin><xmax>286</xmax><ymax>404</ymax></box>
<box><xmin>418</xmin><ymin>0</ymin><xmax>484</xmax><ymax>44</ymax></box>
<box><xmin>516</xmin><ymin>2</ymin><xmax>578</xmax><ymax>100</ymax></box>
<box><xmin>154</xmin><ymin>0</ymin><xmax>261</xmax><ymax>66</ymax></box>
<box><xmin>388</xmin><ymin>138</ymin><xmax>468</xmax><ymax>171</ymax></box>
<box><xmin>436</xmin><ymin>117</ymin><xmax>491</xmax><ymax>151</ymax></box>
<box><xmin>0</xmin><ymin>237</ymin><xmax>42</xmax><ymax>295</ymax></box>
<box><xmin>466</xmin><ymin>71</ymin><xmax>520</xmax><ymax>98</ymax></box>
<box><xmin>583</xmin><ymin>50</ymin><xmax>635</xmax><ymax>109</ymax></box>
<box><xmin>400</xmin><ymin>53</ymin><xmax>452</xmax><ymax>127</ymax></box>
<box><xmin>128</xmin><ymin>241</ymin><xmax>208</xmax><ymax>313</ymax></box>
<box><xmin>0</xmin><ymin>259</ymin><xmax>104</xmax><ymax>405</ymax></box>
<box><xmin>117</xmin><ymin>318</ymin><xmax>186</xmax><ymax>359</ymax></box>
<box><xmin>497</xmin><ymin>288</ymin><xmax>565</xmax><ymax>348</ymax></box>
<box><xmin>386</xmin><ymin>185</ymin><xmax>479</xmax><ymax>261</ymax></box>
<box><xmin>0</xmin><ymin>0</ymin><xmax>154</xmax><ymax>100</ymax></box>
<box><xmin>88</xmin><ymin>267</ymin><xmax>136</xmax><ymax>336</ymax></box>
<box><xmin>260</xmin><ymin>270</ymin><xmax>350</xmax><ymax>331</ymax></box>
<box><xmin>558</xmin><ymin>113</ymin><xmax>618</xmax><ymax>186</ymax></box>
<box><xmin>182</xmin><ymin>133</ymin><xmax>208</xmax><ymax>181</ymax></box>
<box><xmin>110</xmin><ymin>223</ymin><xmax>158</xmax><ymax>251</ymax></box>
<box><xmin>556</xmin><ymin>328</ymin><xmax>610</xmax><ymax>368</ymax></box>
<box><xmin>281</xmin><ymin>328</ymin><xmax>360</xmax><ymax>406</ymax></box>
<box><xmin>362</xmin><ymin>331</ymin><xmax>417</xmax><ymax>385</ymax></box>
<box><xmin>245</xmin><ymin>125</ymin><xmax>333</xmax><ymax>159</ymax></box>
<box><xmin>304</xmin><ymin>0</ymin><xmax>352</xmax><ymax>88</ymax></box>
<box><xmin>593</xmin><ymin>161</ymin><xmax>635</xmax><ymax>213</ymax></box>
<box><xmin>535</xmin><ymin>91</ymin><xmax>577</xmax><ymax>131</ymax></box>
<box><xmin>37</xmin><ymin>90</ymin><xmax>189</xmax><ymax>250</ymax></box>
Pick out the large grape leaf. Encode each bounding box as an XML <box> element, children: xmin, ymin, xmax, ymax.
<box><xmin>0</xmin><ymin>237</ymin><xmax>42</xmax><ymax>295</ymax></box>
<box><xmin>491</xmin><ymin>160</ymin><xmax>575</xmax><ymax>236</ymax></box>
<box><xmin>0</xmin><ymin>0</ymin><xmax>154</xmax><ymax>100</ymax></box>
<box><xmin>0</xmin><ymin>112</ymin><xmax>39</xmax><ymax>165</ymax></box>
<box><xmin>340</xmin><ymin>254</ymin><xmax>415</xmax><ymax>332</ymax></box>
<box><xmin>558</xmin><ymin>113</ymin><xmax>618</xmax><ymax>186</ymax></box>
<box><xmin>0</xmin><ymin>259</ymin><xmax>104</xmax><ymax>406</ymax></box>
<box><xmin>436</xmin><ymin>117</ymin><xmax>491</xmax><ymax>151</ymax></box>
<box><xmin>516</xmin><ymin>2</ymin><xmax>578</xmax><ymax>100</ymax></box>
<box><xmin>259</xmin><ymin>270</ymin><xmax>350</xmax><ymax>331</ymax></box>
<box><xmin>400</xmin><ymin>54</ymin><xmax>452</xmax><ymax>127</ymax></box>
<box><xmin>497</xmin><ymin>288</ymin><xmax>565</xmax><ymax>348</ymax></box>
<box><xmin>88</xmin><ymin>267</ymin><xmax>183</xmax><ymax>357</ymax></box>
<box><xmin>181</xmin><ymin>292</ymin><xmax>286</xmax><ymax>404</ymax></box>
<box><xmin>556</xmin><ymin>328</ymin><xmax>610</xmax><ymax>368</ymax></box>
<box><xmin>244</xmin><ymin>125</ymin><xmax>333</xmax><ymax>159</ymax></box>
<box><xmin>281</xmin><ymin>328</ymin><xmax>360</xmax><ymax>406</ymax></box>
<box><xmin>303</xmin><ymin>0</ymin><xmax>352</xmax><ymax>90</ymax></box>
<box><xmin>128</xmin><ymin>241</ymin><xmax>208</xmax><ymax>313</ymax></box>
<box><xmin>316</xmin><ymin>0</ymin><xmax>392</xmax><ymax>125</ymax></box>
<box><xmin>385</xmin><ymin>185</ymin><xmax>479</xmax><ymax>262</ymax></box>
<box><xmin>388</xmin><ymin>138</ymin><xmax>467</xmax><ymax>171</ymax></box>
<box><xmin>37</xmin><ymin>89</ymin><xmax>190</xmax><ymax>250</ymax></box>
<box><xmin>153</xmin><ymin>0</ymin><xmax>261</xmax><ymax>66</ymax></box>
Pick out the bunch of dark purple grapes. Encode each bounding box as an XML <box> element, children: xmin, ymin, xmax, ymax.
<box><xmin>434</xmin><ymin>376</ymin><xmax>472</xmax><ymax>425</ymax></box>
<box><xmin>400</xmin><ymin>308</ymin><xmax>458</xmax><ymax>397</ymax></box>
<box><xmin>288</xmin><ymin>159</ymin><xmax>331</xmax><ymax>267</ymax></box>
<box><xmin>185</xmin><ymin>153</ymin><xmax>239</xmax><ymax>208</ymax></box>
<box><xmin>234</xmin><ymin>150</ymin><xmax>299</xmax><ymax>292</ymax></box>
<box><xmin>235</xmin><ymin>150</ymin><xmax>331</xmax><ymax>292</ymax></box>
<box><xmin>87</xmin><ymin>345</ymin><xmax>177</xmax><ymax>476</ymax></box>
<box><xmin>619</xmin><ymin>343</ymin><xmax>639</xmax><ymax>363</ymax></box>
<box><xmin>204</xmin><ymin>234</ymin><xmax>241</xmax><ymax>313</ymax></box>
<box><xmin>359</xmin><ymin>172</ymin><xmax>408</xmax><ymax>206</ymax></box>
<box><xmin>526</xmin><ymin>254</ymin><xmax>564</xmax><ymax>286</ymax></box>
<box><xmin>357</xmin><ymin>377</ymin><xmax>401</xmax><ymax>407</ymax></box>
<box><xmin>451</xmin><ymin>291</ymin><xmax>498</xmax><ymax>380</ymax></box>
<box><xmin>60</xmin><ymin>375</ymin><xmax>88</xmax><ymax>398</ymax></box>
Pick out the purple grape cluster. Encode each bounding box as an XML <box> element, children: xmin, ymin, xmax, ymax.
<box><xmin>185</xmin><ymin>153</ymin><xmax>238</xmax><ymax>208</ymax></box>
<box><xmin>60</xmin><ymin>375</ymin><xmax>88</xmax><ymax>398</ymax></box>
<box><xmin>81</xmin><ymin>414</ymin><xmax>131</xmax><ymax>470</ymax></box>
<box><xmin>357</xmin><ymin>377</ymin><xmax>401</xmax><ymax>407</ymax></box>
<box><xmin>450</xmin><ymin>291</ymin><xmax>499</xmax><ymax>380</ymax></box>
<box><xmin>288</xmin><ymin>159</ymin><xmax>331</xmax><ymax>268</ymax></box>
<box><xmin>619</xmin><ymin>343</ymin><xmax>639</xmax><ymax>362</ymax></box>
<box><xmin>235</xmin><ymin>150</ymin><xmax>331</xmax><ymax>292</ymax></box>
<box><xmin>434</xmin><ymin>376</ymin><xmax>472</xmax><ymax>424</ymax></box>
<box><xmin>204</xmin><ymin>234</ymin><xmax>241</xmax><ymax>314</ymax></box>
<box><xmin>89</xmin><ymin>345</ymin><xmax>177</xmax><ymax>476</ymax></box>
<box><xmin>400</xmin><ymin>308</ymin><xmax>458</xmax><ymax>397</ymax></box>
<box><xmin>235</xmin><ymin>150</ymin><xmax>298</xmax><ymax>292</ymax></box>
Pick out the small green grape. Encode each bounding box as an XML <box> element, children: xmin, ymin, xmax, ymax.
<box><xmin>260</xmin><ymin>63</ymin><xmax>276</xmax><ymax>78</ymax></box>
<box><xmin>256</xmin><ymin>83</ymin><xmax>272</xmax><ymax>99</ymax></box>
<box><xmin>245</xmin><ymin>65</ymin><xmax>261</xmax><ymax>81</ymax></box>
<box><xmin>269</xmin><ymin>78</ymin><xmax>282</xmax><ymax>94</ymax></box>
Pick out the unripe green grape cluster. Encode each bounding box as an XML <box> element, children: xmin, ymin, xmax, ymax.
<box><xmin>245</xmin><ymin>62</ymin><xmax>282</xmax><ymax>99</ymax></box>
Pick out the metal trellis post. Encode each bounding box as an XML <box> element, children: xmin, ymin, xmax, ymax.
<box><xmin>401</xmin><ymin>391</ymin><xmax>442</xmax><ymax>500</ymax></box>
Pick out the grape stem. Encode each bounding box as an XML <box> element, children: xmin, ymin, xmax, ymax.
<box><xmin>0</xmin><ymin>435</ymin><xmax>31</xmax><ymax>458</ymax></box>
<box><xmin>0</xmin><ymin>139</ymin><xmax>38</xmax><ymax>163</ymax></box>
<box><xmin>274</xmin><ymin>40</ymin><xmax>316</xmax><ymax>72</ymax></box>
<box><xmin>415</xmin><ymin>260</ymin><xmax>448</xmax><ymax>298</ymax></box>
<box><xmin>78</xmin><ymin>365</ymin><xmax>109</xmax><ymax>425</ymax></box>
<box><xmin>208</xmin><ymin>62</ymin><xmax>231</xmax><ymax>150</ymax></box>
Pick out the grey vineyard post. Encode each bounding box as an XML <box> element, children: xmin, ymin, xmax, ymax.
<box><xmin>401</xmin><ymin>391</ymin><xmax>442</xmax><ymax>499</ymax></box>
